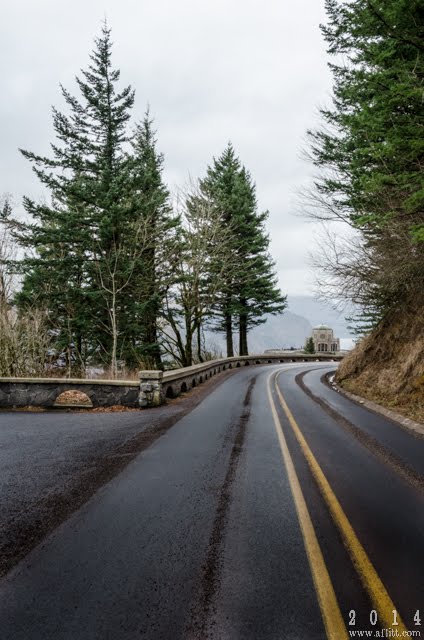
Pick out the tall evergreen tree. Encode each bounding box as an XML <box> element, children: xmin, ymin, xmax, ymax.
<box><xmin>10</xmin><ymin>24</ymin><xmax>137</xmax><ymax>375</ymax></box>
<box><xmin>124</xmin><ymin>112</ymin><xmax>177</xmax><ymax>369</ymax></box>
<box><xmin>200</xmin><ymin>144</ymin><xmax>242</xmax><ymax>356</ymax></box>
<box><xmin>307</xmin><ymin>0</ymin><xmax>424</xmax><ymax>311</ymax></box>
<box><xmin>200</xmin><ymin>143</ymin><xmax>286</xmax><ymax>356</ymax></box>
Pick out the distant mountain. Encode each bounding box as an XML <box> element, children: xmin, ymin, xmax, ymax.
<box><xmin>204</xmin><ymin>295</ymin><xmax>356</xmax><ymax>354</ymax></box>
<box><xmin>248</xmin><ymin>311</ymin><xmax>312</xmax><ymax>351</ymax></box>
<box><xmin>287</xmin><ymin>296</ymin><xmax>354</xmax><ymax>338</ymax></box>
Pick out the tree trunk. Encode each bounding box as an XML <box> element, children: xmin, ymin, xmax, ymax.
<box><xmin>143</xmin><ymin>246</ymin><xmax>162</xmax><ymax>370</ymax></box>
<box><xmin>184</xmin><ymin>331</ymin><xmax>193</xmax><ymax>367</ymax></box>
<box><xmin>184</xmin><ymin>310</ymin><xmax>193</xmax><ymax>367</ymax></box>
<box><xmin>150</xmin><ymin>324</ymin><xmax>163</xmax><ymax>369</ymax></box>
<box><xmin>110</xmin><ymin>292</ymin><xmax>118</xmax><ymax>379</ymax></box>
<box><xmin>242</xmin><ymin>325</ymin><xmax>249</xmax><ymax>356</ymax></box>
<box><xmin>238</xmin><ymin>297</ymin><xmax>249</xmax><ymax>356</ymax></box>
<box><xmin>239</xmin><ymin>313</ymin><xmax>248</xmax><ymax>355</ymax></box>
<box><xmin>196</xmin><ymin>322</ymin><xmax>204</xmax><ymax>363</ymax></box>
<box><xmin>225</xmin><ymin>311</ymin><xmax>234</xmax><ymax>357</ymax></box>
<box><xmin>144</xmin><ymin>300</ymin><xmax>163</xmax><ymax>369</ymax></box>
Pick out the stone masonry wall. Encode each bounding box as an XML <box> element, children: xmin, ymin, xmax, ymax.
<box><xmin>0</xmin><ymin>378</ymin><xmax>139</xmax><ymax>409</ymax></box>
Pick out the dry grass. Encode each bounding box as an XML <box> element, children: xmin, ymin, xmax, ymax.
<box><xmin>337</xmin><ymin>294</ymin><xmax>424</xmax><ymax>425</ymax></box>
<box><xmin>89</xmin><ymin>367</ymin><xmax>141</xmax><ymax>381</ymax></box>
<box><xmin>341</xmin><ymin>378</ymin><xmax>424</xmax><ymax>424</ymax></box>
<box><xmin>41</xmin><ymin>367</ymin><xmax>142</xmax><ymax>381</ymax></box>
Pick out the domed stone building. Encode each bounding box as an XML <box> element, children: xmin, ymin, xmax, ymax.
<box><xmin>312</xmin><ymin>325</ymin><xmax>340</xmax><ymax>353</ymax></box>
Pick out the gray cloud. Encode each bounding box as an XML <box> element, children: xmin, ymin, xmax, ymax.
<box><xmin>1</xmin><ymin>0</ymin><xmax>332</xmax><ymax>296</ymax></box>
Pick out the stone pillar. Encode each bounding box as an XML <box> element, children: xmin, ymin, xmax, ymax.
<box><xmin>138</xmin><ymin>371</ymin><xmax>165</xmax><ymax>408</ymax></box>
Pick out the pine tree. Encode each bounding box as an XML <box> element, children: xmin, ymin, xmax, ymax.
<box><xmin>199</xmin><ymin>144</ymin><xmax>241</xmax><ymax>356</ymax></box>
<box><xmin>11</xmin><ymin>24</ymin><xmax>136</xmax><ymax>375</ymax></box>
<box><xmin>124</xmin><ymin>112</ymin><xmax>177</xmax><ymax>369</ymax></box>
<box><xmin>304</xmin><ymin>337</ymin><xmax>315</xmax><ymax>354</ymax></box>
<box><xmin>346</xmin><ymin>307</ymin><xmax>381</xmax><ymax>338</ymax></box>
<box><xmin>200</xmin><ymin>143</ymin><xmax>286</xmax><ymax>356</ymax></box>
<box><xmin>307</xmin><ymin>0</ymin><xmax>424</xmax><ymax>311</ymax></box>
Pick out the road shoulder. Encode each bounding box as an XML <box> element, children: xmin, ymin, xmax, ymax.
<box><xmin>329</xmin><ymin>375</ymin><xmax>424</xmax><ymax>439</ymax></box>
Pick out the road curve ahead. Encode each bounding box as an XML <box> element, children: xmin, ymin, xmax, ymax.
<box><xmin>0</xmin><ymin>363</ymin><xmax>422</xmax><ymax>640</ymax></box>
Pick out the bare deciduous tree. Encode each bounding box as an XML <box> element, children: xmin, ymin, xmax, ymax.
<box><xmin>160</xmin><ymin>182</ymin><xmax>238</xmax><ymax>367</ymax></box>
<box><xmin>92</xmin><ymin>215</ymin><xmax>152</xmax><ymax>378</ymax></box>
<box><xmin>0</xmin><ymin>196</ymin><xmax>51</xmax><ymax>377</ymax></box>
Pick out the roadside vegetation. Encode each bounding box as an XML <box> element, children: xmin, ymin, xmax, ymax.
<box><xmin>304</xmin><ymin>337</ymin><xmax>315</xmax><ymax>355</ymax></box>
<box><xmin>305</xmin><ymin>0</ymin><xmax>424</xmax><ymax>421</ymax></box>
<box><xmin>0</xmin><ymin>25</ymin><xmax>285</xmax><ymax>379</ymax></box>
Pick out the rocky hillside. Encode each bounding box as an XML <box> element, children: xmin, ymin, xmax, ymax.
<box><xmin>336</xmin><ymin>296</ymin><xmax>424</xmax><ymax>423</ymax></box>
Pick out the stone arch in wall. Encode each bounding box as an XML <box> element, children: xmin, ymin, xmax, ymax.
<box><xmin>54</xmin><ymin>390</ymin><xmax>93</xmax><ymax>408</ymax></box>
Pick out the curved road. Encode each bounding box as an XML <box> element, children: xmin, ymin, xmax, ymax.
<box><xmin>0</xmin><ymin>363</ymin><xmax>422</xmax><ymax>639</ymax></box>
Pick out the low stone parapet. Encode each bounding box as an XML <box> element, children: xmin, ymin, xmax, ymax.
<box><xmin>139</xmin><ymin>353</ymin><xmax>342</xmax><ymax>406</ymax></box>
<box><xmin>0</xmin><ymin>354</ymin><xmax>342</xmax><ymax>410</ymax></box>
<box><xmin>0</xmin><ymin>377</ymin><xmax>139</xmax><ymax>409</ymax></box>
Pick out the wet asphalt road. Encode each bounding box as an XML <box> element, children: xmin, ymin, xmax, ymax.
<box><xmin>0</xmin><ymin>363</ymin><xmax>422</xmax><ymax>639</ymax></box>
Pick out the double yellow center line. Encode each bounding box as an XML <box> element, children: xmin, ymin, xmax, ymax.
<box><xmin>267</xmin><ymin>370</ymin><xmax>408</xmax><ymax>639</ymax></box>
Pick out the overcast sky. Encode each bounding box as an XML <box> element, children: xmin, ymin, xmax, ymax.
<box><xmin>1</xmin><ymin>0</ymin><xmax>333</xmax><ymax>298</ymax></box>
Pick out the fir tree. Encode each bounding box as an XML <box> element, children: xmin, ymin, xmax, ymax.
<box><xmin>199</xmin><ymin>144</ymin><xmax>242</xmax><ymax>356</ymax></box>
<box><xmin>345</xmin><ymin>307</ymin><xmax>381</xmax><ymax>338</ymax></box>
<box><xmin>200</xmin><ymin>143</ymin><xmax>286</xmax><ymax>356</ymax></box>
<box><xmin>11</xmin><ymin>24</ymin><xmax>136</xmax><ymax>375</ymax></box>
<box><xmin>124</xmin><ymin>112</ymin><xmax>177</xmax><ymax>369</ymax></box>
<box><xmin>307</xmin><ymin>0</ymin><xmax>424</xmax><ymax>311</ymax></box>
<box><xmin>304</xmin><ymin>337</ymin><xmax>315</xmax><ymax>354</ymax></box>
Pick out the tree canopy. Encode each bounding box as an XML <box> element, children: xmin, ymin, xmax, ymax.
<box><xmin>2</xmin><ymin>27</ymin><xmax>286</xmax><ymax>374</ymax></box>
<box><xmin>307</xmin><ymin>0</ymin><xmax>424</xmax><ymax>314</ymax></box>
<box><xmin>200</xmin><ymin>143</ymin><xmax>286</xmax><ymax>356</ymax></box>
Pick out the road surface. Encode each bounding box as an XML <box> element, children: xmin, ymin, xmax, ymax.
<box><xmin>0</xmin><ymin>363</ymin><xmax>422</xmax><ymax>639</ymax></box>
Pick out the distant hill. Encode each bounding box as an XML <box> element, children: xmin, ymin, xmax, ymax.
<box><xmin>204</xmin><ymin>295</ymin><xmax>355</xmax><ymax>354</ymax></box>
<box><xmin>286</xmin><ymin>296</ymin><xmax>353</xmax><ymax>338</ymax></box>
<box><xmin>248</xmin><ymin>311</ymin><xmax>312</xmax><ymax>351</ymax></box>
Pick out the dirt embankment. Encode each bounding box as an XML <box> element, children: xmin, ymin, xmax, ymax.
<box><xmin>336</xmin><ymin>295</ymin><xmax>424</xmax><ymax>424</ymax></box>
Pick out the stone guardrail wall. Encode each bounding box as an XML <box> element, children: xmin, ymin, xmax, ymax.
<box><xmin>0</xmin><ymin>378</ymin><xmax>139</xmax><ymax>409</ymax></box>
<box><xmin>0</xmin><ymin>353</ymin><xmax>342</xmax><ymax>410</ymax></box>
<box><xmin>140</xmin><ymin>353</ymin><xmax>342</xmax><ymax>407</ymax></box>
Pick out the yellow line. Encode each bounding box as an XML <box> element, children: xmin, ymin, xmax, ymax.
<box><xmin>267</xmin><ymin>374</ymin><xmax>348</xmax><ymax>640</ymax></box>
<box><xmin>274</xmin><ymin>371</ymin><xmax>408</xmax><ymax>633</ymax></box>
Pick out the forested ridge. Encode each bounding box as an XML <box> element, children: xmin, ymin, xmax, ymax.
<box><xmin>307</xmin><ymin>0</ymin><xmax>424</xmax><ymax>419</ymax></box>
<box><xmin>0</xmin><ymin>25</ymin><xmax>285</xmax><ymax>378</ymax></box>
